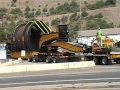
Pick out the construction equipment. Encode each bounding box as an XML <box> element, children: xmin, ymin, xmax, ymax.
<box><xmin>84</xmin><ymin>37</ymin><xmax>120</xmax><ymax>65</ymax></box>
<box><xmin>6</xmin><ymin>20</ymin><xmax>120</xmax><ymax>65</ymax></box>
<box><xmin>6</xmin><ymin>20</ymin><xmax>85</xmax><ymax>63</ymax></box>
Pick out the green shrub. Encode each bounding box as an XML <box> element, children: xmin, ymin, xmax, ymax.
<box><xmin>43</xmin><ymin>7</ymin><xmax>48</xmax><ymax>12</ymax></box>
<box><xmin>87</xmin><ymin>0</ymin><xmax>105</xmax><ymax>10</ymax></box>
<box><xmin>10</xmin><ymin>8</ymin><xmax>22</xmax><ymax>16</ymax></box>
<box><xmin>94</xmin><ymin>13</ymin><xmax>103</xmax><ymax>18</ymax></box>
<box><xmin>24</xmin><ymin>12</ymin><xmax>34</xmax><ymax>18</ymax></box>
<box><xmin>0</xmin><ymin>8</ymin><xmax>7</xmax><ymax>19</ymax></box>
<box><xmin>86</xmin><ymin>15</ymin><xmax>94</xmax><ymax>20</ymax></box>
<box><xmin>35</xmin><ymin>9</ymin><xmax>41</xmax><ymax>16</ymax></box>
<box><xmin>86</xmin><ymin>20</ymin><xmax>97</xmax><ymax>30</ymax></box>
<box><xmin>12</xmin><ymin>0</ymin><xmax>17</xmax><ymax>3</ymax></box>
<box><xmin>49</xmin><ymin>7</ymin><xmax>56</xmax><ymax>14</ymax></box>
<box><xmin>0</xmin><ymin>25</ymin><xmax>6</xmax><ymax>42</ymax></box>
<box><xmin>49</xmin><ymin>1</ymin><xmax>79</xmax><ymax>15</ymax></box>
<box><xmin>86</xmin><ymin>18</ymin><xmax>114</xmax><ymax>30</ymax></box>
<box><xmin>95</xmin><ymin>0</ymin><xmax>105</xmax><ymax>9</ymax></box>
<box><xmin>61</xmin><ymin>16</ymin><xmax>68</xmax><ymax>23</ymax></box>
<box><xmin>68</xmin><ymin>21</ymin><xmax>80</xmax><ymax>41</ymax></box>
<box><xmin>69</xmin><ymin>1</ymin><xmax>80</xmax><ymax>12</ymax></box>
<box><xmin>70</xmin><ymin>13</ymin><xmax>79</xmax><ymax>21</ymax></box>
<box><xmin>5</xmin><ymin>21</ymin><xmax>16</xmax><ymax>33</ymax></box>
<box><xmin>51</xmin><ymin>18</ymin><xmax>60</xmax><ymax>27</ymax></box>
<box><xmin>105</xmin><ymin>0</ymin><xmax>116</xmax><ymax>5</ymax></box>
<box><xmin>81</xmin><ymin>10</ymin><xmax>88</xmax><ymax>17</ymax></box>
<box><xmin>25</xmin><ymin>6</ymin><xmax>30</xmax><ymax>12</ymax></box>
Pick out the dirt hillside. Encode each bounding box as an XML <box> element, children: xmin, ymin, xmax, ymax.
<box><xmin>0</xmin><ymin>0</ymin><xmax>120</xmax><ymax>29</ymax></box>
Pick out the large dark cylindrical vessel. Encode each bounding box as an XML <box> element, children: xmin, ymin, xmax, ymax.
<box><xmin>15</xmin><ymin>22</ymin><xmax>42</xmax><ymax>51</ymax></box>
<box><xmin>15</xmin><ymin>23</ymin><xmax>26</xmax><ymax>50</ymax></box>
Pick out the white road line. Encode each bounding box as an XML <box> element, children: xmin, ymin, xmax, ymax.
<box><xmin>60</xmin><ymin>73</ymin><xmax>95</xmax><ymax>76</ymax></box>
<box><xmin>0</xmin><ymin>78</ymin><xmax>120</xmax><ymax>86</ymax></box>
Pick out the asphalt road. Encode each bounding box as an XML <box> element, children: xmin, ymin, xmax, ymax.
<box><xmin>0</xmin><ymin>65</ymin><xmax>120</xmax><ymax>88</ymax></box>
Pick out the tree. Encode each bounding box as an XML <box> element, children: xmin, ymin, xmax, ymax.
<box><xmin>68</xmin><ymin>21</ymin><xmax>80</xmax><ymax>41</ymax></box>
<box><xmin>94</xmin><ymin>13</ymin><xmax>103</xmax><ymax>18</ymax></box>
<box><xmin>95</xmin><ymin>0</ymin><xmax>105</xmax><ymax>9</ymax></box>
<box><xmin>43</xmin><ymin>7</ymin><xmax>48</xmax><ymax>13</ymax></box>
<box><xmin>25</xmin><ymin>6</ymin><xmax>30</xmax><ymax>12</ymax></box>
<box><xmin>36</xmin><ymin>9</ymin><xmax>41</xmax><ymax>16</ymax></box>
<box><xmin>0</xmin><ymin>8</ymin><xmax>7</xmax><ymax>19</ymax></box>
<box><xmin>25</xmin><ymin>12</ymin><xmax>34</xmax><ymax>19</ymax></box>
<box><xmin>70</xmin><ymin>13</ymin><xmax>78</xmax><ymax>21</ymax></box>
<box><xmin>81</xmin><ymin>10</ymin><xmax>88</xmax><ymax>17</ymax></box>
<box><xmin>24</xmin><ymin>6</ymin><xmax>35</xmax><ymax>19</ymax></box>
<box><xmin>87</xmin><ymin>0</ymin><xmax>105</xmax><ymax>10</ymax></box>
<box><xmin>69</xmin><ymin>1</ymin><xmax>80</xmax><ymax>12</ymax></box>
<box><xmin>105</xmin><ymin>0</ymin><xmax>116</xmax><ymax>5</ymax></box>
<box><xmin>49</xmin><ymin>7</ymin><xmax>56</xmax><ymax>15</ymax></box>
<box><xmin>86</xmin><ymin>18</ymin><xmax>114</xmax><ymax>30</ymax></box>
<box><xmin>86</xmin><ymin>20</ymin><xmax>97</xmax><ymax>30</ymax></box>
<box><xmin>61</xmin><ymin>16</ymin><xmax>68</xmax><ymax>24</ymax></box>
<box><xmin>12</xmin><ymin>0</ymin><xmax>17</xmax><ymax>3</ymax></box>
<box><xmin>10</xmin><ymin>8</ymin><xmax>22</xmax><ymax>16</ymax></box>
<box><xmin>5</xmin><ymin>21</ymin><xmax>16</xmax><ymax>34</ymax></box>
<box><xmin>51</xmin><ymin>18</ymin><xmax>60</xmax><ymax>27</ymax></box>
<box><xmin>0</xmin><ymin>25</ymin><xmax>6</xmax><ymax>42</ymax></box>
<box><xmin>49</xmin><ymin>1</ymin><xmax>80</xmax><ymax>15</ymax></box>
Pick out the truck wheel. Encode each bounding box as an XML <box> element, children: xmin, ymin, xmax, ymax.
<box><xmin>116</xmin><ymin>61</ymin><xmax>120</xmax><ymax>64</ymax></box>
<box><xmin>46</xmin><ymin>56</ymin><xmax>52</xmax><ymax>63</ymax></box>
<box><xmin>107</xmin><ymin>59</ymin><xmax>112</xmax><ymax>65</ymax></box>
<box><xmin>46</xmin><ymin>58</ymin><xmax>50</xmax><ymax>63</ymax></box>
<box><xmin>84</xmin><ymin>57</ymin><xmax>89</xmax><ymax>61</ymax></box>
<box><xmin>101</xmin><ymin>57</ymin><xmax>108</xmax><ymax>65</ymax></box>
<box><xmin>32</xmin><ymin>56</ymin><xmax>39</xmax><ymax>62</ymax></box>
<box><xmin>101</xmin><ymin>57</ymin><xmax>112</xmax><ymax>65</ymax></box>
<box><xmin>53</xmin><ymin>56</ymin><xmax>59</xmax><ymax>63</ymax></box>
<box><xmin>28</xmin><ymin>57</ymin><xmax>33</xmax><ymax>62</ymax></box>
<box><xmin>93</xmin><ymin>57</ymin><xmax>99</xmax><ymax>65</ymax></box>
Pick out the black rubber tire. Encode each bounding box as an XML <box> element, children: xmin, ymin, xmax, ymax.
<box><xmin>84</xmin><ymin>57</ymin><xmax>90</xmax><ymax>61</ymax></box>
<box><xmin>93</xmin><ymin>57</ymin><xmax>99</xmax><ymax>65</ymax></box>
<box><xmin>101</xmin><ymin>57</ymin><xmax>112</xmax><ymax>65</ymax></box>
<box><xmin>53</xmin><ymin>56</ymin><xmax>59</xmax><ymax>63</ymax></box>
<box><xmin>101</xmin><ymin>57</ymin><xmax>108</xmax><ymax>65</ymax></box>
<box><xmin>115</xmin><ymin>60</ymin><xmax>120</xmax><ymax>64</ymax></box>
<box><xmin>46</xmin><ymin>56</ymin><xmax>52</xmax><ymax>63</ymax></box>
<box><xmin>28</xmin><ymin>57</ymin><xmax>33</xmax><ymax>62</ymax></box>
<box><xmin>107</xmin><ymin>59</ymin><xmax>112</xmax><ymax>65</ymax></box>
<box><xmin>39</xmin><ymin>55</ymin><xmax>46</xmax><ymax>62</ymax></box>
<box><xmin>32</xmin><ymin>56</ymin><xmax>39</xmax><ymax>62</ymax></box>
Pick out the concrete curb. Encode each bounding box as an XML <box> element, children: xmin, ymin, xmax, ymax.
<box><xmin>0</xmin><ymin>59</ymin><xmax>22</xmax><ymax>66</ymax></box>
<box><xmin>0</xmin><ymin>61</ymin><xmax>95</xmax><ymax>74</ymax></box>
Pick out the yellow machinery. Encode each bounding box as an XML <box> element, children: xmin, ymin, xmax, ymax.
<box><xmin>6</xmin><ymin>21</ymin><xmax>84</xmax><ymax>63</ymax></box>
<box><xmin>102</xmin><ymin>37</ymin><xmax>114</xmax><ymax>48</ymax></box>
<box><xmin>7</xmin><ymin>20</ymin><xmax>120</xmax><ymax>65</ymax></box>
<box><xmin>90</xmin><ymin>37</ymin><xmax>120</xmax><ymax>65</ymax></box>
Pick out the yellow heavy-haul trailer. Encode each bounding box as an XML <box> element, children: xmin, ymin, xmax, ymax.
<box><xmin>6</xmin><ymin>20</ymin><xmax>120</xmax><ymax>64</ymax></box>
<box><xmin>83</xmin><ymin>37</ymin><xmax>120</xmax><ymax>65</ymax></box>
<box><xmin>6</xmin><ymin>21</ymin><xmax>84</xmax><ymax>63</ymax></box>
